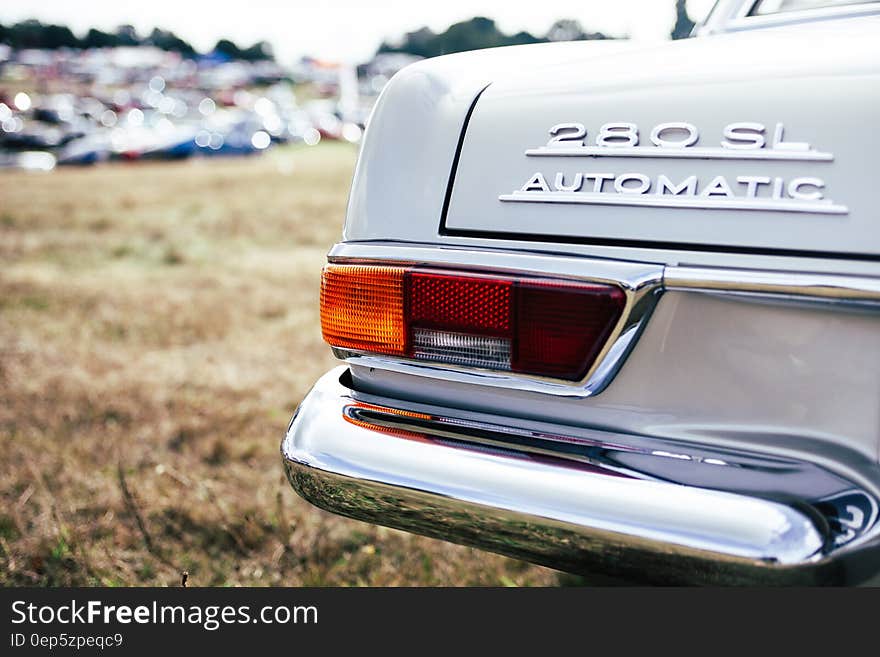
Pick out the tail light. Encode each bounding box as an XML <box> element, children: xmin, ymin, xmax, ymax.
<box><xmin>320</xmin><ymin>264</ymin><xmax>625</xmax><ymax>381</ymax></box>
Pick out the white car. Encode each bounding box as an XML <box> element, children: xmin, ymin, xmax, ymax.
<box><xmin>282</xmin><ymin>0</ymin><xmax>880</xmax><ymax>584</ymax></box>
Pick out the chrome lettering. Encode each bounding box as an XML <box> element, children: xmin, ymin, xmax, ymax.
<box><xmin>521</xmin><ymin>173</ymin><xmax>550</xmax><ymax>192</ymax></box>
<box><xmin>656</xmin><ymin>174</ymin><xmax>697</xmax><ymax>196</ymax></box>
<box><xmin>526</xmin><ymin>121</ymin><xmax>833</xmax><ymax>162</ymax></box>
<box><xmin>547</xmin><ymin>123</ymin><xmax>586</xmax><ymax>147</ymax></box>
<box><xmin>597</xmin><ymin>123</ymin><xmax>638</xmax><ymax>147</ymax></box>
<box><xmin>584</xmin><ymin>172</ymin><xmax>615</xmax><ymax>193</ymax></box>
<box><xmin>721</xmin><ymin>123</ymin><xmax>765</xmax><ymax>150</ymax></box>
<box><xmin>554</xmin><ymin>172</ymin><xmax>584</xmax><ymax>192</ymax></box>
<box><xmin>700</xmin><ymin>175</ymin><xmax>734</xmax><ymax>198</ymax></box>
<box><xmin>788</xmin><ymin>177</ymin><xmax>825</xmax><ymax>201</ymax></box>
<box><xmin>772</xmin><ymin>123</ymin><xmax>810</xmax><ymax>152</ymax></box>
<box><xmin>614</xmin><ymin>173</ymin><xmax>651</xmax><ymax>194</ymax></box>
<box><xmin>650</xmin><ymin>123</ymin><xmax>698</xmax><ymax>148</ymax></box>
<box><xmin>736</xmin><ymin>175</ymin><xmax>771</xmax><ymax>197</ymax></box>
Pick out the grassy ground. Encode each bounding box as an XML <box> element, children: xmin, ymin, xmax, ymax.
<box><xmin>0</xmin><ymin>143</ymin><xmax>564</xmax><ymax>586</ymax></box>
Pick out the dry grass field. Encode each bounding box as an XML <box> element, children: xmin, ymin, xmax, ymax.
<box><xmin>0</xmin><ymin>143</ymin><xmax>565</xmax><ymax>586</ymax></box>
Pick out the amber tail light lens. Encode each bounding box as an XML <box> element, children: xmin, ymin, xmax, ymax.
<box><xmin>320</xmin><ymin>264</ymin><xmax>625</xmax><ymax>381</ymax></box>
<box><xmin>320</xmin><ymin>265</ymin><xmax>407</xmax><ymax>355</ymax></box>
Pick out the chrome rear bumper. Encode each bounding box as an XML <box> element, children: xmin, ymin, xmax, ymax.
<box><xmin>282</xmin><ymin>367</ymin><xmax>880</xmax><ymax>585</ymax></box>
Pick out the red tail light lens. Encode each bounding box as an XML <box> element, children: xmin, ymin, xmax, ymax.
<box><xmin>513</xmin><ymin>279</ymin><xmax>625</xmax><ymax>379</ymax></box>
<box><xmin>320</xmin><ymin>264</ymin><xmax>625</xmax><ymax>381</ymax></box>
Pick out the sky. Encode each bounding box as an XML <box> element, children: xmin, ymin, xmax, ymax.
<box><xmin>1</xmin><ymin>0</ymin><xmax>718</xmax><ymax>65</ymax></box>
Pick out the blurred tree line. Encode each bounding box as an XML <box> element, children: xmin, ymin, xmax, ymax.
<box><xmin>378</xmin><ymin>3</ymin><xmax>695</xmax><ymax>58</ymax></box>
<box><xmin>672</xmin><ymin>0</ymin><xmax>697</xmax><ymax>39</ymax></box>
<box><xmin>377</xmin><ymin>17</ymin><xmax>612</xmax><ymax>58</ymax></box>
<box><xmin>0</xmin><ymin>2</ymin><xmax>696</xmax><ymax>62</ymax></box>
<box><xmin>0</xmin><ymin>19</ymin><xmax>274</xmax><ymax>61</ymax></box>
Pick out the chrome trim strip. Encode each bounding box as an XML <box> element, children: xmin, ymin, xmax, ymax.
<box><xmin>498</xmin><ymin>190</ymin><xmax>848</xmax><ymax>215</ymax></box>
<box><xmin>282</xmin><ymin>368</ymin><xmax>880</xmax><ymax>584</ymax></box>
<box><xmin>697</xmin><ymin>0</ymin><xmax>880</xmax><ymax>35</ymax></box>
<box><xmin>524</xmin><ymin>145</ymin><xmax>834</xmax><ymax>161</ymax></box>
<box><xmin>665</xmin><ymin>265</ymin><xmax>880</xmax><ymax>304</ymax></box>
<box><xmin>325</xmin><ymin>243</ymin><xmax>880</xmax><ymax>398</ymax></box>
<box><xmin>326</xmin><ymin>243</ymin><xmax>663</xmax><ymax>287</ymax></box>
<box><xmin>327</xmin><ymin>243</ymin><xmax>664</xmax><ymax>398</ymax></box>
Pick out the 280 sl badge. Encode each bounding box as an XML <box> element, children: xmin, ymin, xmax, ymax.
<box><xmin>499</xmin><ymin>122</ymin><xmax>847</xmax><ymax>214</ymax></box>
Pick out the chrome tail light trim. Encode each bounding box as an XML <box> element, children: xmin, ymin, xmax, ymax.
<box><xmin>327</xmin><ymin>243</ymin><xmax>664</xmax><ymax>397</ymax></box>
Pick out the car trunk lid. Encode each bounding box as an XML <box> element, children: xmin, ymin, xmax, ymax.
<box><xmin>442</xmin><ymin>16</ymin><xmax>880</xmax><ymax>257</ymax></box>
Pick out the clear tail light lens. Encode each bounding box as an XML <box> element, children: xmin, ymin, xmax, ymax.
<box><xmin>320</xmin><ymin>264</ymin><xmax>625</xmax><ymax>381</ymax></box>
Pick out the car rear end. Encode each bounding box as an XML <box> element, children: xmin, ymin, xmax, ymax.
<box><xmin>282</xmin><ymin>10</ymin><xmax>880</xmax><ymax>584</ymax></box>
